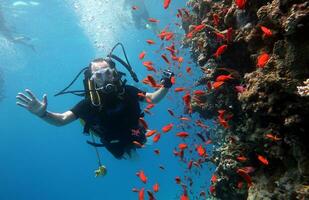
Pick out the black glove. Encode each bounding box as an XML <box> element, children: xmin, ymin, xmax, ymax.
<box><xmin>161</xmin><ymin>69</ymin><xmax>174</xmax><ymax>88</ymax></box>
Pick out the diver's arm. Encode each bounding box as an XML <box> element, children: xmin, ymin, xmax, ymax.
<box><xmin>146</xmin><ymin>87</ymin><xmax>169</xmax><ymax>104</ymax></box>
<box><xmin>16</xmin><ymin>89</ymin><xmax>77</xmax><ymax>126</ymax></box>
<box><xmin>39</xmin><ymin>110</ymin><xmax>76</xmax><ymax>126</ymax></box>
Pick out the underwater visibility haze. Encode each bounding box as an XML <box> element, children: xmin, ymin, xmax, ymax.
<box><xmin>0</xmin><ymin>0</ymin><xmax>308</xmax><ymax>200</ymax></box>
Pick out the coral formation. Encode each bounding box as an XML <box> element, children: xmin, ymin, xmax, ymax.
<box><xmin>182</xmin><ymin>0</ymin><xmax>309</xmax><ymax>199</ymax></box>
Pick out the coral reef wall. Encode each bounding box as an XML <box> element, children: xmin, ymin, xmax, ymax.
<box><xmin>182</xmin><ymin>0</ymin><xmax>309</xmax><ymax>199</ymax></box>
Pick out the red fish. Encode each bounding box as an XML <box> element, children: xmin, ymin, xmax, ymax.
<box><xmin>137</xmin><ymin>170</ymin><xmax>147</xmax><ymax>183</ymax></box>
<box><xmin>176</xmin><ymin>132</ymin><xmax>189</xmax><ymax>138</ymax></box>
<box><xmin>162</xmin><ymin>123</ymin><xmax>173</xmax><ymax>132</ymax></box>
<box><xmin>153</xmin><ymin>183</ymin><xmax>159</xmax><ymax>192</ymax></box>
<box><xmin>188</xmin><ymin>160</ymin><xmax>193</xmax><ymax>169</ymax></box>
<box><xmin>161</xmin><ymin>54</ymin><xmax>170</xmax><ymax>64</ymax></box>
<box><xmin>147</xmin><ymin>75</ymin><xmax>158</xmax><ymax>87</ymax></box>
<box><xmin>146</xmin><ymin>40</ymin><xmax>155</xmax><ymax>45</ymax></box>
<box><xmin>211</xmin><ymin>175</ymin><xmax>217</xmax><ymax>183</ymax></box>
<box><xmin>260</xmin><ymin>26</ymin><xmax>273</xmax><ymax>37</ymax></box>
<box><xmin>235</xmin><ymin>0</ymin><xmax>246</xmax><ymax>9</ymax></box>
<box><xmin>179</xmin><ymin>117</ymin><xmax>190</xmax><ymax>121</ymax></box>
<box><xmin>146</xmin><ymin>130</ymin><xmax>157</xmax><ymax>137</ymax></box>
<box><xmin>193</xmin><ymin>90</ymin><xmax>206</xmax><ymax>95</ymax></box>
<box><xmin>139</xmin><ymin>118</ymin><xmax>148</xmax><ymax>129</ymax></box>
<box><xmin>163</xmin><ymin>0</ymin><xmax>171</xmax><ymax>9</ymax></box>
<box><xmin>212</xmin><ymin>81</ymin><xmax>224</xmax><ymax>89</ymax></box>
<box><xmin>257</xmin><ymin>52</ymin><xmax>270</xmax><ymax>68</ymax></box>
<box><xmin>133</xmin><ymin>141</ymin><xmax>144</xmax><ymax>148</ymax></box>
<box><xmin>153</xmin><ymin>133</ymin><xmax>161</xmax><ymax>143</ymax></box>
<box><xmin>171</xmin><ymin>76</ymin><xmax>176</xmax><ymax>84</ymax></box>
<box><xmin>214</xmin><ymin>45</ymin><xmax>227</xmax><ymax>58</ymax></box>
<box><xmin>178</xmin><ymin>143</ymin><xmax>188</xmax><ymax>150</ymax></box>
<box><xmin>186</xmin><ymin>67</ymin><xmax>191</xmax><ymax>74</ymax></box>
<box><xmin>182</xmin><ymin>93</ymin><xmax>192</xmax><ymax>113</ymax></box>
<box><xmin>143</xmin><ymin>61</ymin><xmax>153</xmax><ymax>68</ymax></box>
<box><xmin>196</xmin><ymin>145</ymin><xmax>206</xmax><ymax>156</ymax></box>
<box><xmin>213</xmin><ymin>14</ymin><xmax>219</xmax><ymax>27</ymax></box>
<box><xmin>180</xmin><ymin>194</ymin><xmax>189</xmax><ymax>200</ymax></box>
<box><xmin>209</xmin><ymin>186</ymin><xmax>215</xmax><ymax>194</ymax></box>
<box><xmin>139</xmin><ymin>51</ymin><xmax>146</xmax><ymax>60</ymax></box>
<box><xmin>236</xmin><ymin>168</ymin><xmax>252</xmax><ymax>187</ymax></box>
<box><xmin>226</xmin><ymin>27</ymin><xmax>233</xmax><ymax>42</ymax></box>
<box><xmin>236</xmin><ymin>155</ymin><xmax>248</xmax><ymax>162</ymax></box>
<box><xmin>138</xmin><ymin>187</ymin><xmax>145</xmax><ymax>200</ymax></box>
<box><xmin>175</xmin><ymin>87</ymin><xmax>185</xmax><ymax>92</ymax></box>
<box><xmin>148</xmin><ymin>18</ymin><xmax>159</xmax><ymax>23</ymax></box>
<box><xmin>194</xmin><ymin>24</ymin><xmax>206</xmax><ymax>32</ymax></box>
<box><xmin>265</xmin><ymin>133</ymin><xmax>282</xmax><ymax>141</ymax></box>
<box><xmin>165</xmin><ymin>32</ymin><xmax>174</xmax><ymax>41</ymax></box>
<box><xmin>215</xmin><ymin>32</ymin><xmax>225</xmax><ymax>40</ymax></box>
<box><xmin>137</xmin><ymin>92</ymin><xmax>146</xmax><ymax>98</ymax></box>
<box><xmin>216</xmin><ymin>74</ymin><xmax>233</xmax><ymax>82</ymax></box>
<box><xmin>257</xmin><ymin>154</ymin><xmax>269</xmax><ymax>165</ymax></box>
<box><xmin>146</xmin><ymin>104</ymin><xmax>155</xmax><ymax>110</ymax></box>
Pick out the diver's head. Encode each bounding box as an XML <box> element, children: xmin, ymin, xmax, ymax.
<box><xmin>89</xmin><ymin>58</ymin><xmax>123</xmax><ymax>95</ymax></box>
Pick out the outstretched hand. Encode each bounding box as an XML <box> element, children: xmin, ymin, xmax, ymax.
<box><xmin>16</xmin><ymin>89</ymin><xmax>48</xmax><ymax>117</ymax></box>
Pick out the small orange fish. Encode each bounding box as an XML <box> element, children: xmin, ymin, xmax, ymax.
<box><xmin>176</xmin><ymin>132</ymin><xmax>189</xmax><ymax>138</ymax></box>
<box><xmin>133</xmin><ymin>141</ymin><xmax>144</xmax><ymax>148</ymax></box>
<box><xmin>194</xmin><ymin>24</ymin><xmax>206</xmax><ymax>32</ymax></box>
<box><xmin>145</xmin><ymin>97</ymin><xmax>152</xmax><ymax>104</ymax></box>
<box><xmin>178</xmin><ymin>57</ymin><xmax>184</xmax><ymax>63</ymax></box>
<box><xmin>138</xmin><ymin>187</ymin><xmax>145</xmax><ymax>200</ymax></box>
<box><xmin>147</xmin><ymin>75</ymin><xmax>157</xmax><ymax>87</ymax></box>
<box><xmin>162</xmin><ymin>123</ymin><xmax>173</xmax><ymax>133</ymax></box>
<box><xmin>137</xmin><ymin>170</ymin><xmax>147</xmax><ymax>183</ymax></box>
<box><xmin>214</xmin><ymin>45</ymin><xmax>228</xmax><ymax>58</ymax></box>
<box><xmin>236</xmin><ymin>168</ymin><xmax>252</xmax><ymax>187</ymax></box>
<box><xmin>235</xmin><ymin>0</ymin><xmax>246</xmax><ymax>9</ymax></box>
<box><xmin>257</xmin><ymin>154</ymin><xmax>269</xmax><ymax>165</ymax></box>
<box><xmin>139</xmin><ymin>51</ymin><xmax>146</xmax><ymax>60</ymax></box>
<box><xmin>209</xmin><ymin>186</ymin><xmax>216</xmax><ymax>194</ymax></box>
<box><xmin>260</xmin><ymin>26</ymin><xmax>273</xmax><ymax>37</ymax></box>
<box><xmin>179</xmin><ymin>117</ymin><xmax>190</xmax><ymax>121</ymax></box>
<box><xmin>153</xmin><ymin>183</ymin><xmax>159</xmax><ymax>193</ymax></box>
<box><xmin>186</xmin><ymin>67</ymin><xmax>191</xmax><ymax>73</ymax></box>
<box><xmin>211</xmin><ymin>174</ymin><xmax>217</xmax><ymax>183</ymax></box>
<box><xmin>139</xmin><ymin>118</ymin><xmax>148</xmax><ymax>129</ymax></box>
<box><xmin>178</xmin><ymin>143</ymin><xmax>188</xmax><ymax>150</ymax></box>
<box><xmin>226</xmin><ymin>27</ymin><xmax>233</xmax><ymax>42</ymax></box>
<box><xmin>165</xmin><ymin>32</ymin><xmax>174</xmax><ymax>41</ymax></box>
<box><xmin>153</xmin><ymin>133</ymin><xmax>161</xmax><ymax>143</ymax></box>
<box><xmin>175</xmin><ymin>87</ymin><xmax>185</xmax><ymax>92</ymax></box>
<box><xmin>265</xmin><ymin>133</ymin><xmax>282</xmax><ymax>141</ymax></box>
<box><xmin>163</xmin><ymin>0</ymin><xmax>171</xmax><ymax>9</ymax></box>
<box><xmin>194</xmin><ymin>90</ymin><xmax>206</xmax><ymax>95</ymax></box>
<box><xmin>180</xmin><ymin>194</ymin><xmax>189</xmax><ymax>200</ymax></box>
<box><xmin>146</xmin><ymin>40</ymin><xmax>155</xmax><ymax>45</ymax></box>
<box><xmin>188</xmin><ymin>160</ymin><xmax>193</xmax><ymax>169</ymax></box>
<box><xmin>142</xmin><ymin>61</ymin><xmax>153</xmax><ymax>68</ymax></box>
<box><xmin>213</xmin><ymin>14</ymin><xmax>219</xmax><ymax>27</ymax></box>
<box><xmin>215</xmin><ymin>32</ymin><xmax>225</xmax><ymax>40</ymax></box>
<box><xmin>196</xmin><ymin>145</ymin><xmax>206</xmax><ymax>156</ymax></box>
<box><xmin>257</xmin><ymin>52</ymin><xmax>270</xmax><ymax>68</ymax></box>
<box><xmin>146</xmin><ymin>130</ymin><xmax>157</xmax><ymax>137</ymax></box>
<box><xmin>216</xmin><ymin>74</ymin><xmax>233</xmax><ymax>82</ymax></box>
<box><xmin>161</xmin><ymin>54</ymin><xmax>170</xmax><ymax>64</ymax></box>
<box><xmin>212</xmin><ymin>81</ymin><xmax>224</xmax><ymax>89</ymax></box>
<box><xmin>171</xmin><ymin>76</ymin><xmax>176</xmax><ymax>84</ymax></box>
<box><xmin>137</xmin><ymin>92</ymin><xmax>146</xmax><ymax>98</ymax></box>
<box><xmin>148</xmin><ymin>18</ymin><xmax>159</xmax><ymax>23</ymax></box>
<box><xmin>236</xmin><ymin>155</ymin><xmax>247</xmax><ymax>162</ymax></box>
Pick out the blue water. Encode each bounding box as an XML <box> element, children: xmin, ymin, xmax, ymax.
<box><xmin>0</xmin><ymin>1</ymin><xmax>213</xmax><ymax>199</ymax></box>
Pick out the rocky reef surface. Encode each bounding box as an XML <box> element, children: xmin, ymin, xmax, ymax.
<box><xmin>181</xmin><ymin>0</ymin><xmax>309</xmax><ymax>199</ymax></box>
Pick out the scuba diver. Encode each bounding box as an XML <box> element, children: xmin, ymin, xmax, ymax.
<box><xmin>123</xmin><ymin>0</ymin><xmax>159</xmax><ymax>33</ymax></box>
<box><xmin>16</xmin><ymin>43</ymin><xmax>174</xmax><ymax>176</ymax></box>
<box><xmin>0</xmin><ymin>5</ymin><xmax>35</xmax><ymax>51</ymax></box>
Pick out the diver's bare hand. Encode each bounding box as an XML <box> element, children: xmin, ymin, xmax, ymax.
<box><xmin>16</xmin><ymin>89</ymin><xmax>48</xmax><ymax>117</ymax></box>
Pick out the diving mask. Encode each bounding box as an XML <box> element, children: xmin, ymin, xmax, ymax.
<box><xmin>90</xmin><ymin>67</ymin><xmax>119</xmax><ymax>94</ymax></box>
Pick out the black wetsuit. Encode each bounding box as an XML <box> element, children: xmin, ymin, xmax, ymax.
<box><xmin>71</xmin><ymin>85</ymin><xmax>146</xmax><ymax>158</ymax></box>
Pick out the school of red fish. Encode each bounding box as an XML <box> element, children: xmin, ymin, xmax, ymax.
<box><xmin>128</xmin><ymin>0</ymin><xmax>276</xmax><ymax>199</ymax></box>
